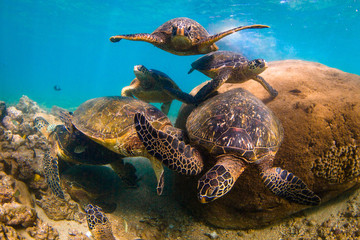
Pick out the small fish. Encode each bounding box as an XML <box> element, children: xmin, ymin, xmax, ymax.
<box><xmin>54</xmin><ymin>85</ymin><xmax>61</xmax><ymax>91</ymax></box>
<box><xmin>74</xmin><ymin>145</ymin><xmax>87</xmax><ymax>154</ymax></box>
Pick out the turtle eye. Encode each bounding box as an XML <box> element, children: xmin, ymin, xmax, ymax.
<box><xmin>172</xmin><ymin>27</ymin><xmax>178</xmax><ymax>36</ymax></box>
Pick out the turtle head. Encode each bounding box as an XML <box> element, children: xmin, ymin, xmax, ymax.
<box><xmin>134</xmin><ymin>65</ymin><xmax>150</xmax><ymax>80</ymax></box>
<box><xmin>34</xmin><ymin>117</ymin><xmax>54</xmax><ymax>137</ymax></box>
<box><xmin>197</xmin><ymin>164</ymin><xmax>234</xmax><ymax>203</ymax></box>
<box><xmin>248</xmin><ymin>59</ymin><xmax>268</xmax><ymax>75</ymax></box>
<box><xmin>171</xmin><ymin>25</ymin><xmax>193</xmax><ymax>50</ymax></box>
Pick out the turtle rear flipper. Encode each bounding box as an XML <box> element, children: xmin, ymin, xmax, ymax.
<box><xmin>43</xmin><ymin>149</ymin><xmax>65</xmax><ymax>199</ymax></box>
<box><xmin>197</xmin><ymin>24</ymin><xmax>269</xmax><ymax>53</ymax></box>
<box><xmin>85</xmin><ymin>204</ymin><xmax>116</xmax><ymax>240</ymax></box>
<box><xmin>253</xmin><ymin>75</ymin><xmax>278</xmax><ymax>98</ymax></box>
<box><xmin>110</xmin><ymin>33</ymin><xmax>164</xmax><ymax>44</ymax></box>
<box><xmin>260</xmin><ymin>167</ymin><xmax>321</xmax><ymax>206</ymax></box>
<box><xmin>134</xmin><ymin>113</ymin><xmax>203</xmax><ymax>175</ymax></box>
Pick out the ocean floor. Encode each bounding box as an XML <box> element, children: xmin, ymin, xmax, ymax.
<box><xmin>18</xmin><ymin>161</ymin><xmax>360</xmax><ymax>239</ymax></box>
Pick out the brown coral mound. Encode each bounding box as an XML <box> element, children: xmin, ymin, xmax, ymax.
<box><xmin>174</xmin><ymin>60</ymin><xmax>360</xmax><ymax>229</ymax></box>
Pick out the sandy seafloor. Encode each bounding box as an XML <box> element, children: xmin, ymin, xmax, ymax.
<box><xmin>13</xmin><ymin>156</ymin><xmax>360</xmax><ymax>240</ymax></box>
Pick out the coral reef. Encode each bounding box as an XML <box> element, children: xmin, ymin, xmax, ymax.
<box><xmin>0</xmin><ymin>96</ymin><xmax>84</xmax><ymax>238</ymax></box>
<box><xmin>0</xmin><ymin>223</ymin><xmax>25</xmax><ymax>240</ymax></box>
<box><xmin>26</xmin><ymin>218</ymin><xmax>59</xmax><ymax>240</ymax></box>
<box><xmin>174</xmin><ymin>60</ymin><xmax>360</xmax><ymax>229</ymax></box>
<box><xmin>0</xmin><ymin>202</ymin><xmax>37</xmax><ymax>227</ymax></box>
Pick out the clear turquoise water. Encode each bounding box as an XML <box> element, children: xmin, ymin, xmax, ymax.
<box><xmin>1</xmin><ymin>0</ymin><xmax>359</xmax><ymax>116</ymax></box>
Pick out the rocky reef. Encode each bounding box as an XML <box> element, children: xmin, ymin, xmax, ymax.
<box><xmin>0</xmin><ymin>95</ymin><xmax>87</xmax><ymax>239</ymax></box>
<box><xmin>174</xmin><ymin>60</ymin><xmax>360</xmax><ymax>229</ymax></box>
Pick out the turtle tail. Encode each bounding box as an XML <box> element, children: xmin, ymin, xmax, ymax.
<box><xmin>134</xmin><ymin>113</ymin><xmax>203</xmax><ymax>175</ymax></box>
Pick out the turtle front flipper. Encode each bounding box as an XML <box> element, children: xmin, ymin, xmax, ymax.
<box><xmin>121</xmin><ymin>85</ymin><xmax>135</xmax><ymax>97</ymax></box>
<box><xmin>260</xmin><ymin>167</ymin><xmax>321</xmax><ymax>206</ymax></box>
<box><xmin>43</xmin><ymin>148</ymin><xmax>65</xmax><ymax>199</ymax></box>
<box><xmin>85</xmin><ymin>204</ymin><xmax>116</xmax><ymax>240</ymax></box>
<box><xmin>164</xmin><ymin>87</ymin><xmax>197</xmax><ymax>105</ymax></box>
<box><xmin>134</xmin><ymin>113</ymin><xmax>204</xmax><ymax>175</ymax></box>
<box><xmin>192</xmin><ymin>70</ymin><xmax>231</xmax><ymax>103</ymax></box>
<box><xmin>164</xmin><ymin>71</ymin><xmax>230</xmax><ymax>105</ymax></box>
<box><xmin>197</xmin><ymin>24</ymin><xmax>270</xmax><ymax>53</ymax></box>
<box><xmin>253</xmin><ymin>75</ymin><xmax>278</xmax><ymax>98</ymax></box>
<box><xmin>110</xmin><ymin>33</ymin><xmax>164</xmax><ymax>44</ymax></box>
<box><xmin>198</xmin><ymin>155</ymin><xmax>246</xmax><ymax>203</ymax></box>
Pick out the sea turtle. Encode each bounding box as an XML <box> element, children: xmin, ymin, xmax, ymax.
<box><xmin>34</xmin><ymin>117</ymin><xmax>138</xmax><ymax>200</ymax></box>
<box><xmin>56</xmin><ymin>96</ymin><xmax>203</xmax><ymax>196</ymax></box>
<box><xmin>134</xmin><ymin>88</ymin><xmax>321</xmax><ymax>205</ymax></box>
<box><xmin>85</xmin><ymin>204</ymin><xmax>115</xmax><ymax>240</ymax></box>
<box><xmin>110</xmin><ymin>17</ymin><xmax>269</xmax><ymax>56</ymax></box>
<box><xmin>121</xmin><ymin>65</ymin><xmax>181</xmax><ymax>115</ymax></box>
<box><xmin>165</xmin><ymin>50</ymin><xmax>278</xmax><ymax>105</ymax></box>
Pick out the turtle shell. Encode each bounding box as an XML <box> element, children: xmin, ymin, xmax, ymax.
<box><xmin>72</xmin><ymin>96</ymin><xmax>171</xmax><ymax>156</ymax></box>
<box><xmin>186</xmin><ymin>88</ymin><xmax>283</xmax><ymax>162</ymax></box>
<box><xmin>190</xmin><ymin>51</ymin><xmax>248</xmax><ymax>78</ymax></box>
<box><xmin>152</xmin><ymin>17</ymin><xmax>210</xmax><ymax>44</ymax></box>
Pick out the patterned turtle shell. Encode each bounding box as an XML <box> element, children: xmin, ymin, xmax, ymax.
<box><xmin>72</xmin><ymin>96</ymin><xmax>171</xmax><ymax>157</ymax></box>
<box><xmin>186</xmin><ymin>88</ymin><xmax>284</xmax><ymax>162</ymax></box>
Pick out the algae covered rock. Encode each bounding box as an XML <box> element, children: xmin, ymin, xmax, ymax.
<box><xmin>174</xmin><ymin>60</ymin><xmax>360</xmax><ymax>229</ymax></box>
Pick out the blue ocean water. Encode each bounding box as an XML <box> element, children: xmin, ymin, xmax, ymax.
<box><xmin>1</xmin><ymin>0</ymin><xmax>359</xmax><ymax>116</ymax></box>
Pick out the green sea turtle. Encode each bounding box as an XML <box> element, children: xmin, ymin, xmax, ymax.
<box><xmin>134</xmin><ymin>88</ymin><xmax>320</xmax><ymax>205</ymax></box>
<box><xmin>85</xmin><ymin>204</ymin><xmax>115</xmax><ymax>240</ymax></box>
<box><xmin>110</xmin><ymin>17</ymin><xmax>269</xmax><ymax>56</ymax></box>
<box><xmin>56</xmin><ymin>96</ymin><xmax>203</xmax><ymax>196</ymax></box>
<box><xmin>34</xmin><ymin>117</ymin><xmax>138</xmax><ymax>200</ymax></box>
<box><xmin>165</xmin><ymin>50</ymin><xmax>277</xmax><ymax>105</ymax></box>
<box><xmin>121</xmin><ymin>65</ymin><xmax>181</xmax><ymax>115</ymax></box>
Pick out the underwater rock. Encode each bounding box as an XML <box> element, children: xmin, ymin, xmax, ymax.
<box><xmin>0</xmin><ymin>223</ymin><xmax>25</xmax><ymax>240</ymax></box>
<box><xmin>36</xmin><ymin>190</ymin><xmax>82</xmax><ymax>221</ymax></box>
<box><xmin>16</xmin><ymin>95</ymin><xmax>45</xmax><ymax>115</ymax></box>
<box><xmin>0</xmin><ymin>202</ymin><xmax>37</xmax><ymax>227</ymax></box>
<box><xmin>0</xmin><ymin>171</ymin><xmax>16</xmax><ymax>204</ymax></box>
<box><xmin>174</xmin><ymin>60</ymin><xmax>360</xmax><ymax>229</ymax></box>
<box><xmin>26</xmin><ymin>218</ymin><xmax>59</xmax><ymax>240</ymax></box>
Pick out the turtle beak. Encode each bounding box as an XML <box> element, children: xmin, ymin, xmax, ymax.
<box><xmin>264</xmin><ymin>61</ymin><xmax>268</xmax><ymax>69</ymax></box>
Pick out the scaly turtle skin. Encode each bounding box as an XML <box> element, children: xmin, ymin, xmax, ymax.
<box><xmin>110</xmin><ymin>17</ymin><xmax>269</xmax><ymax>56</ymax></box>
<box><xmin>166</xmin><ymin>51</ymin><xmax>277</xmax><ymax>105</ymax></box>
<box><xmin>85</xmin><ymin>204</ymin><xmax>115</xmax><ymax>240</ymax></box>
<box><xmin>59</xmin><ymin>96</ymin><xmax>203</xmax><ymax>196</ymax></box>
<box><xmin>134</xmin><ymin>88</ymin><xmax>320</xmax><ymax>205</ymax></box>
<box><xmin>34</xmin><ymin>117</ymin><xmax>138</xmax><ymax>200</ymax></box>
<box><xmin>121</xmin><ymin>65</ymin><xmax>182</xmax><ymax>115</ymax></box>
